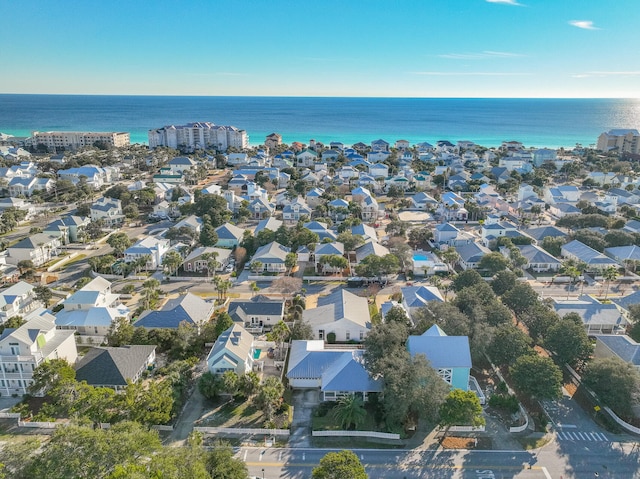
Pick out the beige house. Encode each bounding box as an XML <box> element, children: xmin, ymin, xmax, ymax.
<box><xmin>6</xmin><ymin>233</ymin><xmax>61</xmax><ymax>267</ymax></box>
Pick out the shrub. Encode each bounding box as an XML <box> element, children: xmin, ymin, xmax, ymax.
<box><xmin>315</xmin><ymin>402</ymin><xmax>335</xmax><ymax>418</ymax></box>
<box><xmin>488</xmin><ymin>393</ymin><xmax>519</xmax><ymax>414</ymax></box>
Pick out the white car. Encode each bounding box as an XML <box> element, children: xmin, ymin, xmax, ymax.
<box><xmin>225</xmin><ymin>264</ymin><xmax>234</xmax><ymax>273</ymax></box>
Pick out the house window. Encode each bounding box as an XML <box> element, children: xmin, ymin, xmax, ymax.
<box><xmin>345</xmin><ymin>331</ymin><xmax>350</xmax><ymax>341</ymax></box>
<box><xmin>359</xmin><ymin>331</ymin><xmax>364</xmax><ymax>341</ymax></box>
<box><xmin>318</xmin><ymin>329</ymin><xmax>324</xmax><ymax>340</ymax></box>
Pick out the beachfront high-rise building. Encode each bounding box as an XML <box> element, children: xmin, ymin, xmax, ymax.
<box><xmin>597</xmin><ymin>129</ymin><xmax>640</xmax><ymax>154</ymax></box>
<box><xmin>148</xmin><ymin>122</ymin><xmax>248</xmax><ymax>151</ymax></box>
<box><xmin>26</xmin><ymin>131</ymin><xmax>130</xmax><ymax>150</ymax></box>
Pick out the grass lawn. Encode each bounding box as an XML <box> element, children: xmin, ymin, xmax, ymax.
<box><xmin>202</xmin><ymin>398</ymin><xmax>290</xmax><ymax>429</ymax></box>
<box><xmin>517</xmin><ymin>435</ymin><xmax>553</xmax><ymax>450</ymax></box>
<box><xmin>204</xmin><ymin>400</ymin><xmax>264</xmax><ymax>428</ymax></box>
<box><xmin>59</xmin><ymin>254</ymin><xmax>87</xmax><ymax>269</ymax></box>
<box><xmin>311</xmin><ymin>403</ymin><xmax>379</xmax><ymax>432</ymax></box>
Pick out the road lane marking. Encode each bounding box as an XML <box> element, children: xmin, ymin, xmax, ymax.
<box><xmin>243</xmin><ymin>450</ymin><xmax>247</xmax><ymax>461</ymax></box>
<box><xmin>541</xmin><ymin>467</ymin><xmax>552</xmax><ymax>479</ymax></box>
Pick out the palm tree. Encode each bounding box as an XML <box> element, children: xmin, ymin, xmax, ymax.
<box><xmin>332</xmin><ymin>394</ymin><xmax>366</xmax><ymax>430</ymax></box>
<box><xmin>251</xmin><ymin>281</ymin><xmax>260</xmax><ymax>297</ymax></box>
<box><xmin>602</xmin><ymin>266</ymin><xmax>619</xmax><ymax>300</ymax></box>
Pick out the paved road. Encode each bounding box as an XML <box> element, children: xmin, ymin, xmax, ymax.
<box><xmin>241</xmin><ymin>445</ymin><xmax>640</xmax><ymax>478</ymax></box>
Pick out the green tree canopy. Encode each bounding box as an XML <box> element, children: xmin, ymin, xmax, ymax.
<box><xmin>106</xmin><ymin>232</ymin><xmax>132</xmax><ymax>257</ymax></box>
<box><xmin>438</xmin><ymin>389</ymin><xmax>485</xmax><ymax>436</ymax></box>
<box><xmin>477</xmin><ymin>252</ymin><xmax>510</xmax><ymax>276</ymax></box>
<box><xmin>312</xmin><ymin>450</ymin><xmax>368</xmax><ymax>479</ymax></box>
<box><xmin>450</xmin><ymin>269</ymin><xmax>483</xmax><ymax>292</ymax></box>
<box><xmin>544</xmin><ymin>317</ymin><xmax>593</xmax><ymax>367</ymax></box>
<box><xmin>487</xmin><ymin>325</ymin><xmax>534</xmax><ymax>366</ymax></box>
<box><xmin>511</xmin><ymin>355</ymin><xmax>562</xmax><ymax>400</ymax></box>
<box><xmin>490</xmin><ymin>270</ymin><xmax>518</xmax><ymax>296</ymax></box>
<box><xmin>582</xmin><ymin>357</ymin><xmax>640</xmax><ymax>417</ymax></box>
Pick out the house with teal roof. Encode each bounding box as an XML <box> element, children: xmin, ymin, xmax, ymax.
<box><xmin>407</xmin><ymin>325</ymin><xmax>471</xmax><ymax>391</ymax></box>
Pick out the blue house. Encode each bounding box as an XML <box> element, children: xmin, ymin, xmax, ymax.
<box><xmin>215</xmin><ymin>223</ymin><xmax>245</xmax><ymax>249</ymax></box>
<box><xmin>407</xmin><ymin>325</ymin><xmax>471</xmax><ymax>391</ymax></box>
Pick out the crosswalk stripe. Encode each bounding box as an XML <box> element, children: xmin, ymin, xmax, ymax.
<box><xmin>557</xmin><ymin>430</ymin><xmax>610</xmax><ymax>442</ymax></box>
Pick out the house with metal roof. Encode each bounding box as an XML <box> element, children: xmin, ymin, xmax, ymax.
<box><xmin>44</xmin><ymin>215</ymin><xmax>91</xmax><ymax>244</ymax></box>
<box><xmin>0</xmin><ymin>310</ymin><xmax>77</xmax><ymax>396</ymax></box>
<box><xmin>407</xmin><ymin>325</ymin><xmax>472</xmax><ymax>391</ymax></box>
<box><xmin>91</xmin><ymin>197</ymin><xmax>125</xmax><ymax>227</ymax></box>
<box><xmin>74</xmin><ymin>345</ymin><xmax>156</xmax><ymax>390</ymax></box>
<box><xmin>604</xmin><ymin>245</ymin><xmax>640</xmax><ymax>263</ymax></box>
<box><xmin>182</xmin><ymin>246</ymin><xmax>232</xmax><ymax>274</ymax></box>
<box><xmin>251</xmin><ymin>242</ymin><xmax>290</xmax><ymax>273</ymax></box>
<box><xmin>401</xmin><ymin>285</ymin><xmax>444</xmax><ymax>319</ymax></box>
<box><xmin>227</xmin><ymin>296</ymin><xmax>285</xmax><ymax>332</ymax></box>
<box><xmin>124</xmin><ymin>236</ymin><xmax>170</xmax><ymax>270</ymax></box>
<box><xmin>0</xmin><ymin>281</ymin><xmax>42</xmax><ymax>323</ymax></box>
<box><xmin>456</xmin><ymin>242</ymin><xmax>491</xmax><ymax>271</ymax></box>
<box><xmin>303</xmin><ymin>289</ymin><xmax>371</xmax><ymax>342</ymax></box>
<box><xmin>207</xmin><ymin>323</ymin><xmax>255</xmax><ymax>375</ymax></box>
<box><xmin>135</xmin><ymin>293</ymin><xmax>215</xmax><ymax>329</ymax></box>
<box><xmin>214</xmin><ymin>222</ymin><xmax>246</xmax><ymax>249</ymax></box>
<box><xmin>594</xmin><ymin>335</ymin><xmax>640</xmax><ymax>370</ymax></box>
<box><xmin>561</xmin><ymin>240</ymin><xmax>619</xmax><ymax>271</ymax></box>
<box><xmin>552</xmin><ymin>295</ymin><xmax>627</xmax><ymax>334</ymax></box>
<box><xmin>354</xmin><ymin>240</ymin><xmax>390</xmax><ymax>264</ymax></box>
<box><xmin>303</xmin><ymin>221</ymin><xmax>336</xmax><ymax>242</ymax></box>
<box><xmin>5</xmin><ymin>233</ymin><xmax>61</xmax><ymax>267</ymax></box>
<box><xmin>54</xmin><ymin>277</ymin><xmax>129</xmax><ymax>341</ymax></box>
<box><xmin>523</xmin><ymin>225</ymin><xmax>568</xmax><ymax>243</ymax></box>
<box><xmin>516</xmin><ymin>244</ymin><xmax>562</xmax><ymax>273</ymax></box>
<box><xmin>283</xmin><ymin>198</ymin><xmax>312</xmax><ymax>224</ymax></box>
<box><xmin>287</xmin><ymin>340</ymin><xmax>382</xmax><ymax>401</ymax></box>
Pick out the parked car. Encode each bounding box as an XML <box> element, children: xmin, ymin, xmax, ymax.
<box><xmin>225</xmin><ymin>264</ymin><xmax>234</xmax><ymax>273</ymax></box>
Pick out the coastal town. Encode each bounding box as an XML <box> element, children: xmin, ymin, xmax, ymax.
<box><xmin>0</xmin><ymin>123</ymin><xmax>639</xmax><ymax>478</ymax></box>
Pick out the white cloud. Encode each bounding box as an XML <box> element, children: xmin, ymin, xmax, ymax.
<box><xmin>569</xmin><ymin>20</ymin><xmax>599</xmax><ymax>30</ymax></box>
<box><xmin>411</xmin><ymin>71</ymin><xmax>530</xmax><ymax>76</ymax></box>
<box><xmin>438</xmin><ymin>51</ymin><xmax>523</xmax><ymax>60</ymax></box>
<box><xmin>486</xmin><ymin>0</ymin><xmax>523</xmax><ymax>5</ymax></box>
<box><xmin>574</xmin><ymin>71</ymin><xmax>640</xmax><ymax>78</ymax></box>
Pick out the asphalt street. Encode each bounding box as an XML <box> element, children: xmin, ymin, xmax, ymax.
<box><xmin>241</xmin><ymin>444</ymin><xmax>640</xmax><ymax>479</ymax></box>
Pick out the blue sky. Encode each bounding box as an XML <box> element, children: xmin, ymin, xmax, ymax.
<box><xmin>1</xmin><ymin>0</ymin><xmax>639</xmax><ymax>98</ymax></box>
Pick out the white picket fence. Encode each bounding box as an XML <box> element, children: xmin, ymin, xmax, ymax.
<box><xmin>509</xmin><ymin>404</ymin><xmax>530</xmax><ymax>433</ymax></box>
<box><xmin>194</xmin><ymin>427</ymin><xmax>289</xmax><ymax>436</ymax></box>
<box><xmin>18</xmin><ymin>420</ymin><xmax>58</xmax><ymax>429</ymax></box>
<box><xmin>312</xmin><ymin>430</ymin><xmax>400</xmax><ymax>440</ymax></box>
<box><xmin>444</xmin><ymin>425</ymin><xmax>486</xmax><ymax>432</ymax></box>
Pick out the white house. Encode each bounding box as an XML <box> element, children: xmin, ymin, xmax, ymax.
<box><xmin>0</xmin><ymin>310</ymin><xmax>78</xmax><ymax>396</ymax></box>
<box><xmin>303</xmin><ymin>289</ymin><xmax>371</xmax><ymax>342</ymax></box>
<box><xmin>124</xmin><ymin>236</ymin><xmax>171</xmax><ymax>270</ymax></box>
<box><xmin>0</xmin><ymin>281</ymin><xmax>42</xmax><ymax>324</ymax></box>
<box><xmin>207</xmin><ymin>324</ymin><xmax>255</xmax><ymax>375</ymax></box>
<box><xmin>6</xmin><ymin>234</ymin><xmax>61</xmax><ymax>267</ymax></box>
<box><xmin>91</xmin><ymin>197</ymin><xmax>125</xmax><ymax>227</ymax></box>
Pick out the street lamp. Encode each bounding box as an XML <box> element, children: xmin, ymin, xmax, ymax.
<box><xmin>261</xmin><ymin>468</ymin><xmax>265</xmax><ymax>479</ymax></box>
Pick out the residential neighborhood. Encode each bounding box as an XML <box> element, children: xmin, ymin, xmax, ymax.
<box><xmin>0</xmin><ymin>129</ymin><xmax>640</xmax><ymax>478</ymax></box>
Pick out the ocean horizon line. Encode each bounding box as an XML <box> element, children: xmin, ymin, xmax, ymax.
<box><xmin>1</xmin><ymin>93</ymin><xmax>638</xmax><ymax>101</ymax></box>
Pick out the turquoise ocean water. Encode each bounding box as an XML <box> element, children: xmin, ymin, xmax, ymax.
<box><xmin>0</xmin><ymin>95</ymin><xmax>639</xmax><ymax>148</ymax></box>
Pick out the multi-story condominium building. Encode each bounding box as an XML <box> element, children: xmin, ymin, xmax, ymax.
<box><xmin>0</xmin><ymin>310</ymin><xmax>78</xmax><ymax>396</ymax></box>
<box><xmin>148</xmin><ymin>122</ymin><xmax>248</xmax><ymax>151</ymax></box>
<box><xmin>26</xmin><ymin>131</ymin><xmax>130</xmax><ymax>150</ymax></box>
<box><xmin>597</xmin><ymin>129</ymin><xmax>640</xmax><ymax>154</ymax></box>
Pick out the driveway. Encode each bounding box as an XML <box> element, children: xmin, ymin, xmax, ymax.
<box><xmin>289</xmin><ymin>389</ymin><xmax>319</xmax><ymax>448</ymax></box>
<box><xmin>168</xmin><ymin>360</ymin><xmax>208</xmax><ymax>445</ymax></box>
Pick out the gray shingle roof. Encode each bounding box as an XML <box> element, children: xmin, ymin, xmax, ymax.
<box><xmin>136</xmin><ymin>293</ymin><xmax>214</xmax><ymax>329</ymax></box>
<box><xmin>75</xmin><ymin>345</ymin><xmax>156</xmax><ymax>387</ymax></box>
